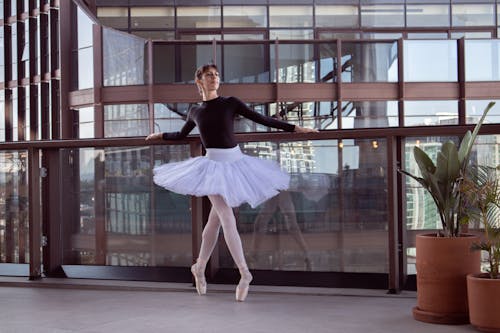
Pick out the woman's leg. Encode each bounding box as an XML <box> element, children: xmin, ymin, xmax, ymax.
<box><xmin>191</xmin><ymin>207</ymin><xmax>220</xmax><ymax>295</ymax></box>
<box><xmin>208</xmin><ymin>195</ymin><xmax>253</xmax><ymax>301</ymax></box>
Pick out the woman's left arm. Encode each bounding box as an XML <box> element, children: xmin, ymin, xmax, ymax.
<box><xmin>233</xmin><ymin>97</ymin><xmax>317</xmax><ymax>133</ymax></box>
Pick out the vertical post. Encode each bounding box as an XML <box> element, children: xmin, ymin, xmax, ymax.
<box><xmin>93</xmin><ymin>24</ymin><xmax>104</xmax><ymax>138</ymax></box>
<box><xmin>398</xmin><ymin>38</ymin><xmax>405</xmax><ymax>128</ymax></box>
<box><xmin>28</xmin><ymin>147</ymin><xmax>42</xmax><ymax>280</ymax></box>
<box><xmin>387</xmin><ymin>135</ymin><xmax>401</xmax><ymax>293</ymax></box>
<box><xmin>457</xmin><ymin>38</ymin><xmax>466</xmax><ymax>125</ymax></box>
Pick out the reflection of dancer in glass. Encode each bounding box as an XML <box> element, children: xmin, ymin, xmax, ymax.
<box><xmin>251</xmin><ymin>190</ymin><xmax>312</xmax><ymax>271</ymax></box>
<box><xmin>146</xmin><ymin>63</ymin><xmax>317</xmax><ymax>301</ymax></box>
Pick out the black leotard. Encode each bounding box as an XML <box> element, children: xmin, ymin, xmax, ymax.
<box><xmin>162</xmin><ymin>96</ymin><xmax>295</xmax><ymax>149</ymax></box>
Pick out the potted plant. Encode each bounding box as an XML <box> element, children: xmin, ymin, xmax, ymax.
<box><xmin>461</xmin><ymin>164</ymin><xmax>500</xmax><ymax>332</ymax></box>
<box><xmin>399</xmin><ymin>101</ymin><xmax>495</xmax><ymax>324</ymax></box>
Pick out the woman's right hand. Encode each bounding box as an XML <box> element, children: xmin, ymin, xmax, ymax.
<box><xmin>145</xmin><ymin>133</ymin><xmax>163</xmax><ymax>141</ymax></box>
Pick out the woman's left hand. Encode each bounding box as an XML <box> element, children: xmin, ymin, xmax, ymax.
<box><xmin>294</xmin><ymin>125</ymin><xmax>319</xmax><ymax>133</ymax></box>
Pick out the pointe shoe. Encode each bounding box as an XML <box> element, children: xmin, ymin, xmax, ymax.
<box><xmin>191</xmin><ymin>263</ymin><xmax>207</xmax><ymax>295</ymax></box>
<box><xmin>235</xmin><ymin>269</ymin><xmax>253</xmax><ymax>302</ymax></box>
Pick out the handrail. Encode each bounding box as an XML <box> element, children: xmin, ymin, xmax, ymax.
<box><xmin>1</xmin><ymin>123</ymin><xmax>500</xmax><ymax>150</ymax></box>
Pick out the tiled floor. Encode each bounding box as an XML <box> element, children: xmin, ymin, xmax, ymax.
<box><xmin>0</xmin><ymin>277</ymin><xmax>478</xmax><ymax>333</ymax></box>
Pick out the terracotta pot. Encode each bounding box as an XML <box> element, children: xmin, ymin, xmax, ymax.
<box><xmin>467</xmin><ymin>273</ymin><xmax>500</xmax><ymax>333</ymax></box>
<box><xmin>412</xmin><ymin>233</ymin><xmax>481</xmax><ymax>325</ymax></box>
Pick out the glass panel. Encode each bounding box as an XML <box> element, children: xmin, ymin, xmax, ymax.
<box><xmin>465</xmin><ymin>40</ymin><xmax>500</xmax><ymax>81</ymax></box>
<box><xmin>103</xmin><ymin>28</ymin><xmax>146</xmax><ymax>86</ymax></box>
<box><xmin>24</xmin><ymin>87</ymin><xmax>29</xmax><ymax>140</ymax></box>
<box><xmin>361</xmin><ymin>32</ymin><xmax>402</xmax><ymax>40</ymax></box>
<box><xmin>404</xmin><ymin>100</ymin><xmax>458</xmax><ymax>126</ymax></box>
<box><xmin>315</xmin><ymin>5</ymin><xmax>359</xmax><ymax>28</ymax></box>
<box><xmin>269</xmin><ymin>29</ymin><xmax>314</xmax><ymax>40</ymax></box>
<box><xmin>403</xmin><ymin>40</ymin><xmax>457</xmax><ymax>82</ymax></box>
<box><xmin>130</xmin><ymin>7</ymin><xmax>174</xmax><ymax>29</ymax></box>
<box><xmin>319</xmin><ymin>43</ymin><xmax>337</xmax><ymax>83</ymax></box>
<box><xmin>97</xmin><ymin>7</ymin><xmax>129</xmax><ymax>30</ymax></box>
<box><xmin>223</xmin><ymin>43</ymin><xmax>269</xmax><ymax>83</ymax></box>
<box><xmin>178</xmin><ymin>34</ymin><xmax>222</xmax><ymax>41</ymax></box>
<box><xmin>178</xmin><ymin>44</ymin><xmax>221</xmax><ymax>83</ymax></box>
<box><xmin>77</xmin><ymin>107</ymin><xmax>94</xmax><ymax>139</ymax></box>
<box><xmin>65</xmin><ymin>145</ymin><xmax>192</xmax><ymax>267</ymax></box>
<box><xmin>77</xmin><ymin>47</ymin><xmax>93</xmax><ymax>90</ymax></box>
<box><xmin>451</xmin><ymin>32</ymin><xmax>492</xmax><ymax>39</ymax></box>
<box><xmin>319</xmin><ymin>32</ymin><xmax>361</xmax><ymax>40</ymax></box>
<box><xmin>231</xmin><ymin>102</ymin><xmax>336</xmax><ymax>132</ymax></box>
<box><xmin>154</xmin><ymin>103</ymin><xmax>197</xmax><ymax>134</ymax></box>
<box><xmin>452</xmin><ymin>4</ymin><xmax>495</xmax><ymax>27</ymax></box>
<box><xmin>153</xmin><ymin>44</ymin><xmax>175</xmax><ymax>84</ymax></box>
<box><xmin>104</xmin><ymin>104</ymin><xmax>149</xmax><ymax>138</ymax></box>
<box><xmin>0</xmin><ymin>150</ymin><xmax>29</xmax><ymax>264</ymax></box>
<box><xmin>12</xmin><ymin>24</ymin><xmax>17</xmax><ymax>80</ymax></box>
<box><xmin>223</xmin><ymin>6</ymin><xmax>267</xmax><ymax>28</ymax></box>
<box><xmin>406</xmin><ymin>4</ymin><xmax>449</xmax><ymax>27</ymax></box>
<box><xmin>341</xmin><ymin>42</ymin><xmax>398</xmax><ymax>82</ymax></box>
<box><xmin>341</xmin><ymin>101</ymin><xmax>399</xmax><ymax>129</ymax></box>
<box><xmin>361</xmin><ymin>5</ymin><xmax>404</xmax><ymax>27</ymax></box>
<box><xmin>132</xmin><ymin>31</ymin><xmax>175</xmax><ymax>41</ymax></box>
<box><xmin>269</xmin><ymin>6</ymin><xmax>313</xmax><ymax>28</ymax></box>
<box><xmin>77</xmin><ymin>6</ymin><xmax>93</xmax><ymax>49</ymax></box>
<box><xmin>273</xmin><ymin>102</ymin><xmax>328</xmax><ymax>131</ymax></box>
<box><xmin>21</xmin><ymin>23</ymin><xmax>28</xmax><ymax>79</ymax></box>
<box><xmin>466</xmin><ymin>100</ymin><xmax>500</xmax><ymax>124</ymax></box>
<box><xmin>271</xmin><ymin>43</ymin><xmax>315</xmax><ymax>83</ymax></box>
<box><xmin>407</xmin><ymin>33</ymin><xmax>448</xmax><ymax>40</ymax></box>
<box><xmin>176</xmin><ymin>6</ymin><xmax>221</xmax><ymax>28</ymax></box>
<box><xmin>237</xmin><ymin>139</ymin><xmax>388</xmax><ymax>273</ymax></box>
<box><xmin>12</xmin><ymin>89</ymin><xmax>18</xmax><ymax>141</ymax></box>
<box><xmin>223</xmin><ymin>34</ymin><xmax>264</xmax><ymax>41</ymax></box>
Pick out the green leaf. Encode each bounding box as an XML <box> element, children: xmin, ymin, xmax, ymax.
<box><xmin>459</xmin><ymin>101</ymin><xmax>496</xmax><ymax>169</ymax></box>
<box><xmin>413</xmin><ymin>146</ymin><xmax>436</xmax><ymax>177</ymax></box>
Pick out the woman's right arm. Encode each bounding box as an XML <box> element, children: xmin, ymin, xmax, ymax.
<box><xmin>146</xmin><ymin>113</ymin><xmax>196</xmax><ymax>141</ymax></box>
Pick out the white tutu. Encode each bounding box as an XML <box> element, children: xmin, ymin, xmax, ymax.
<box><xmin>153</xmin><ymin>145</ymin><xmax>290</xmax><ymax>208</ymax></box>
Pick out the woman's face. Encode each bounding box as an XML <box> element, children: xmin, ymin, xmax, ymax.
<box><xmin>197</xmin><ymin>68</ymin><xmax>220</xmax><ymax>94</ymax></box>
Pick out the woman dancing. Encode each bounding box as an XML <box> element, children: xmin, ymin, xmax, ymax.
<box><xmin>146</xmin><ymin>63</ymin><xmax>317</xmax><ymax>301</ymax></box>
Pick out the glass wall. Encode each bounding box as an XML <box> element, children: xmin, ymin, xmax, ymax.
<box><xmin>223</xmin><ymin>42</ymin><xmax>269</xmax><ymax>83</ymax></box>
<box><xmin>65</xmin><ymin>145</ymin><xmax>192</xmax><ymax>267</ymax></box>
<box><xmin>223</xmin><ymin>6</ymin><xmax>267</xmax><ymax>28</ymax></box>
<box><xmin>404</xmin><ymin>100</ymin><xmax>458</xmax><ymax>127</ymax></box>
<box><xmin>0</xmin><ymin>150</ymin><xmax>29</xmax><ymax>264</ymax></box>
<box><xmin>103</xmin><ymin>28</ymin><xmax>146</xmax><ymax>86</ymax></box>
<box><xmin>104</xmin><ymin>104</ymin><xmax>149</xmax><ymax>138</ymax></box>
<box><xmin>465</xmin><ymin>40</ymin><xmax>500</xmax><ymax>82</ymax></box>
<box><xmin>341</xmin><ymin>42</ymin><xmax>398</xmax><ymax>82</ymax></box>
<box><xmin>466</xmin><ymin>100</ymin><xmax>500</xmax><ymax>125</ymax></box>
<box><xmin>75</xmin><ymin>7</ymin><xmax>94</xmax><ymax>90</ymax></box>
<box><xmin>76</xmin><ymin>107</ymin><xmax>94</xmax><ymax>139</ymax></box>
<box><xmin>154</xmin><ymin>103</ymin><xmax>194</xmax><ymax>134</ymax></box>
<box><xmin>271</xmin><ymin>43</ymin><xmax>315</xmax><ymax>83</ymax></box>
<box><xmin>406</xmin><ymin>4</ymin><xmax>449</xmax><ymax>28</ymax></box>
<box><xmin>96</xmin><ymin>2</ymin><xmax>500</xmax><ymax>41</ymax></box>
<box><xmin>342</xmin><ymin>101</ymin><xmax>398</xmax><ymax>129</ymax></box>
<box><xmin>234</xmin><ymin>139</ymin><xmax>388</xmax><ymax>273</ymax></box>
<box><xmin>451</xmin><ymin>4</ymin><xmax>495</xmax><ymax>27</ymax></box>
<box><xmin>403</xmin><ymin>40</ymin><xmax>457</xmax><ymax>82</ymax></box>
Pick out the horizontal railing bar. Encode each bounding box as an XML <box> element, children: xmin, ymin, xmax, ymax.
<box><xmin>0</xmin><ymin>124</ymin><xmax>499</xmax><ymax>150</ymax></box>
